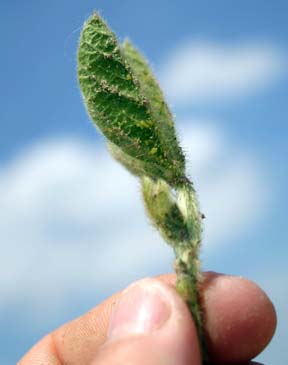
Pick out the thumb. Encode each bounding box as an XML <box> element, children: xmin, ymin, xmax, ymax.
<box><xmin>90</xmin><ymin>278</ymin><xmax>202</xmax><ymax>365</ymax></box>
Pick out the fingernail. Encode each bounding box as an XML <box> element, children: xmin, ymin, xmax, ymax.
<box><xmin>108</xmin><ymin>279</ymin><xmax>171</xmax><ymax>341</ymax></box>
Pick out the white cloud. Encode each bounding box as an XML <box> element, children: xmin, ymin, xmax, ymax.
<box><xmin>0</xmin><ymin>124</ymin><xmax>269</xmax><ymax>320</ymax></box>
<box><xmin>160</xmin><ymin>41</ymin><xmax>285</xmax><ymax>104</ymax></box>
<box><xmin>179</xmin><ymin>121</ymin><xmax>268</xmax><ymax>247</ymax></box>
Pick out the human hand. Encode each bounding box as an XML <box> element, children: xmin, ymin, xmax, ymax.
<box><xmin>19</xmin><ymin>272</ymin><xmax>276</xmax><ymax>365</ymax></box>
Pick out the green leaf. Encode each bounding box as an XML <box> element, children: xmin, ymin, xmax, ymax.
<box><xmin>121</xmin><ymin>40</ymin><xmax>185</xmax><ymax>183</ymax></box>
<box><xmin>142</xmin><ymin>176</ymin><xmax>190</xmax><ymax>245</ymax></box>
<box><xmin>77</xmin><ymin>13</ymin><xmax>185</xmax><ymax>185</ymax></box>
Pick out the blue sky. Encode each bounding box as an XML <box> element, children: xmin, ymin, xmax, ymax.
<box><xmin>0</xmin><ymin>1</ymin><xmax>287</xmax><ymax>364</ymax></box>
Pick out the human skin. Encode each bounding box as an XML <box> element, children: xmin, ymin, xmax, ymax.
<box><xmin>18</xmin><ymin>272</ymin><xmax>276</xmax><ymax>365</ymax></box>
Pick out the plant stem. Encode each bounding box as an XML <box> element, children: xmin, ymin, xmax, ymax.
<box><xmin>174</xmin><ymin>182</ymin><xmax>208</xmax><ymax>363</ymax></box>
<box><xmin>142</xmin><ymin>178</ymin><xmax>207</xmax><ymax>362</ymax></box>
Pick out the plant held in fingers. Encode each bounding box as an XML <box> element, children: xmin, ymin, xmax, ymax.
<box><xmin>78</xmin><ymin>11</ymin><xmax>207</xmax><ymax>362</ymax></box>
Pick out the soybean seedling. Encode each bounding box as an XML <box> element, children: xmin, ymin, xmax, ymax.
<box><xmin>78</xmin><ymin>12</ymin><xmax>207</xmax><ymax>362</ymax></box>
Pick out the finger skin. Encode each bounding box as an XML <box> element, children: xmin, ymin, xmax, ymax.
<box><xmin>91</xmin><ymin>278</ymin><xmax>201</xmax><ymax>365</ymax></box>
<box><xmin>92</xmin><ymin>337</ymin><xmax>198</xmax><ymax>365</ymax></box>
<box><xmin>18</xmin><ymin>273</ymin><xmax>276</xmax><ymax>365</ymax></box>
<box><xmin>202</xmin><ymin>273</ymin><xmax>277</xmax><ymax>363</ymax></box>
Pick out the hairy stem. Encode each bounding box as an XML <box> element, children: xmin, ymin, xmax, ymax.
<box><xmin>142</xmin><ymin>177</ymin><xmax>207</xmax><ymax>361</ymax></box>
<box><xmin>175</xmin><ymin>182</ymin><xmax>207</xmax><ymax>361</ymax></box>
